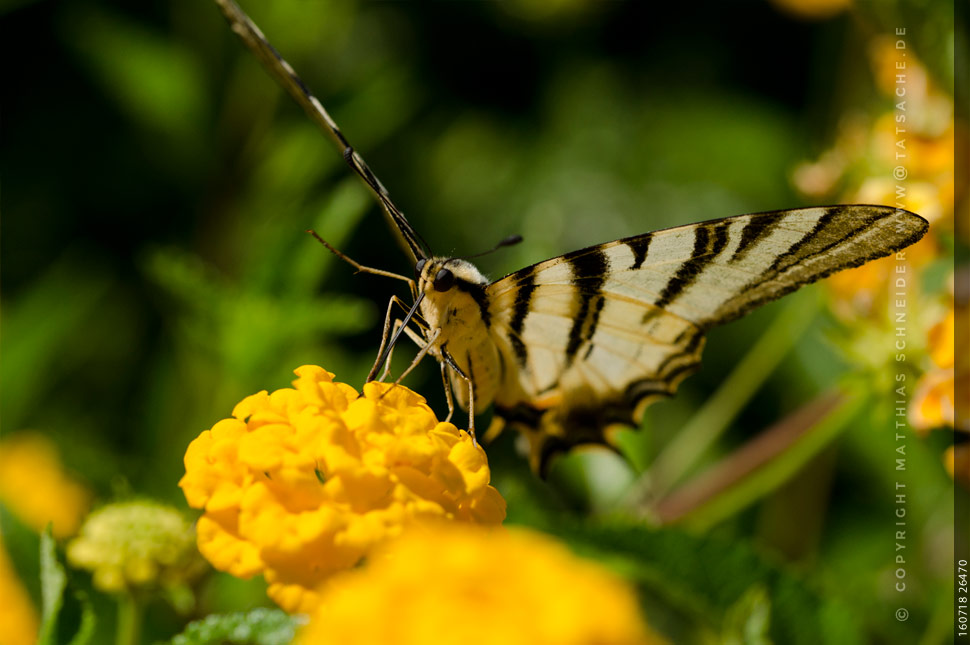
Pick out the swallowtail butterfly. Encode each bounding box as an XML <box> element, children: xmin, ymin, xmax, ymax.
<box><xmin>214</xmin><ymin>0</ymin><xmax>928</xmax><ymax>474</ymax></box>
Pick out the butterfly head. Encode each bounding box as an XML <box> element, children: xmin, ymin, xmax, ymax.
<box><xmin>415</xmin><ymin>257</ymin><xmax>487</xmax><ymax>293</ymax></box>
<box><xmin>413</xmin><ymin>257</ymin><xmax>489</xmax><ymax>333</ymax></box>
<box><xmin>412</xmin><ymin>234</ymin><xmax>520</xmax><ymax>296</ymax></box>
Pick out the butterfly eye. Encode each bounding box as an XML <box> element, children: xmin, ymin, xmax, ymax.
<box><xmin>433</xmin><ymin>268</ymin><xmax>455</xmax><ymax>292</ymax></box>
<box><xmin>414</xmin><ymin>258</ymin><xmax>427</xmax><ymax>280</ymax></box>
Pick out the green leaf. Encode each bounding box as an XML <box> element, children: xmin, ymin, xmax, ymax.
<box><xmin>163</xmin><ymin>608</ymin><xmax>299</xmax><ymax>645</ymax></box>
<box><xmin>38</xmin><ymin>530</ymin><xmax>67</xmax><ymax>645</ymax></box>
<box><xmin>37</xmin><ymin>529</ymin><xmax>96</xmax><ymax>645</ymax></box>
<box><xmin>719</xmin><ymin>586</ymin><xmax>772</xmax><ymax>645</ymax></box>
<box><xmin>66</xmin><ymin>592</ymin><xmax>96</xmax><ymax>645</ymax></box>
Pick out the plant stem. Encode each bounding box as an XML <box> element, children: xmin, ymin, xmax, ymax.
<box><xmin>116</xmin><ymin>592</ymin><xmax>143</xmax><ymax>645</ymax></box>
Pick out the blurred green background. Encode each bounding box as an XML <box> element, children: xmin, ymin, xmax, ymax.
<box><xmin>1</xmin><ymin>0</ymin><xmax>959</xmax><ymax>643</ymax></box>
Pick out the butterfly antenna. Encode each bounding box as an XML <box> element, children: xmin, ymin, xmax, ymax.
<box><xmin>212</xmin><ymin>0</ymin><xmax>431</xmax><ymax>261</ymax></box>
<box><xmin>460</xmin><ymin>235</ymin><xmax>523</xmax><ymax>261</ymax></box>
<box><xmin>306</xmin><ymin>230</ymin><xmax>415</xmax><ymax>285</ymax></box>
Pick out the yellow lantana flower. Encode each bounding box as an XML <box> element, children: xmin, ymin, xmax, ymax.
<box><xmin>0</xmin><ymin>535</ymin><xmax>38</xmax><ymax>645</ymax></box>
<box><xmin>927</xmin><ymin>306</ymin><xmax>955</xmax><ymax>370</ymax></box>
<box><xmin>792</xmin><ymin>36</ymin><xmax>954</xmax><ymax>322</ymax></box>
<box><xmin>909</xmin><ymin>367</ymin><xmax>955</xmax><ymax>433</ymax></box>
<box><xmin>297</xmin><ymin>523</ymin><xmax>661</xmax><ymax>645</ymax></box>
<box><xmin>180</xmin><ymin>365</ymin><xmax>506</xmax><ymax>613</ymax></box>
<box><xmin>946</xmin><ymin>444</ymin><xmax>970</xmax><ymax>489</ymax></box>
<box><xmin>910</xmin><ymin>303</ymin><xmax>963</xmax><ymax>434</ymax></box>
<box><xmin>0</xmin><ymin>432</ymin><xmax>91</xmax><ymax>539</ymax></box>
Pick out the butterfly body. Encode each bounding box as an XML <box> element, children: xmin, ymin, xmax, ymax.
<box><xmin>415</xmin><ymin>256</ymin><xmax>503</xmax><ymax>412</ymax></box>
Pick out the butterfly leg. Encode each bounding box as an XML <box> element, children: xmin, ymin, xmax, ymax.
<box><xmin>440</xmin><ymin>362</ymin><xmax>455</xmax><ymax>424</ymax></box>
<box><xmin>440</xmin><ymin>347</ymin><xmax>476</xmax><ymax>440</ymax></box>
<box><xmin>379</xmin><ymin>321</ymin><xmax>429</xmax><ymax>381</ymax></box>
<box><xmin>369</xmin><ymin>296</ymin><xmax>428</xmax><ymax>381</ymax></box>
<box><xmin>387</xmin><ymin>327</ymin><xmax>440</xmax><ymax>387</ymax></box>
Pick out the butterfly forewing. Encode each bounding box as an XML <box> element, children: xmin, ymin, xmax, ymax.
<box><xmin>703</xmin><ymin>205</ymin><xmax>926</xmax><ymax>324</ymax></box>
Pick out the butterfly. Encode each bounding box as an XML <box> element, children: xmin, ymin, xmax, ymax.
<box><xmin>214</xmin><ymin>0</ymin><xmax>929</xmax><ymax>474</ymax></box>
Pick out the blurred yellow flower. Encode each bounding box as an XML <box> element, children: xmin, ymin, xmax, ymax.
<box><xmin>867</xmin><ymin>36</ymin><xmax>954</xmax><ymax>141</ymax></box>
<box><xmin>945</xmin><ymin>444</ymin><xmax>970</xmax><ymax>489</ymax></box>
<box><xmin>790</xmin><ymin>26</ymin><xmax>962</xmax><ymax>487</ymax></box>
<box><xmin>66</xmin><ymin>501</ymin><xmax>206</xmax><ymax>594</ymax></box>
<box><xmin>180</xmin><ymin>365</ymin><xmax>506</xmax><ymax>613</ymax></box>
<box><xmin>909</xmin><ymin>367</ymin><xmax>955</xmax><ymax>434</ymax></box>
<box><xmin>769</xmin><ymin>0</ymin><xmax>851</xmax><ymax>20</ymax></box>
<box><xmin>824</xmin><ymin>232</ymin><xmax>937</xmax><ymax>320</ymax></box>
<box><xmin>791</xmin><ymin>23</ymin><xmax>963</xmax><ymax>486</ymax></box>
<box><xmin>297</xmin><ymin>524</ymin><xmax>661</xmax><ymax>645</ymax></box>
<box><xmin>0</xmin><ymin>432</ymin><xmax>91</xmax><ymax>539</ymax></box>
<box><xmin>910</xmin><ymin>300</ymin><xmax>967</xmax><ymax>436</ymax></box>
<box><xmin>869</xmin><ymin>37</ymin><xmax>930</xmax><ymax>107</ymax></box>
<box><xmin>794</xmin><ymin>40</ymin><xmax>953</xmax><ymax>320</ymax></box>
<box><xmin>909</xmin><ymin>300</ymin><xmax>970</xmax><ymax>433</ymax></box>
<box><xmin>0</xmin><ymin>535</ymin><xmax>38</xmax><ymax>645</ymax></box>
<box><xmin>927</xmin><ymin>306</ymin><xmax>955</xmax><ymax>369</ymax></box>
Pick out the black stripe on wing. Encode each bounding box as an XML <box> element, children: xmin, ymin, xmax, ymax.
<box><xmin>729</xmin><ymin>211</ymin><xmax>786</xmax><ymax>264</ymax></box>
<box><xmin>710</xmin><ymin>205</ymin><xmax>928</xmax><ymax>327</ymax></box>
<box><xmin>655</xmin><ymin>220</ymin><xmax>732</xmax><ymax>309</ymax></box>
<box><xmin>625</xmin><ymin>234</ymin><xmax>653</xmax><ymax>270</ymax></box>
<box><xmin>507</xmin><ymin>266</ymin><xmax>538</xmax><ymax>368</ymax></box>
<box><xmin>764</xmin><ymin>206</ymin><xmax>841</xmax><ymax>275</ymax></box>
<box><xmin>564</xmin><ymin>248</ymin><xmax>610</xmax><ymax>366</ymax></box>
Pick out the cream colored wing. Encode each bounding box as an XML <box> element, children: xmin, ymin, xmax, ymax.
<box><xmin>485</xmin><ymin>205</ymin><xmax>928</xmax><ymax>473</ymax></box>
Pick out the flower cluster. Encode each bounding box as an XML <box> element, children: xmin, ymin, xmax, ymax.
<box><xmin>66</xmin><ymin>501</ymin><xmax>206</xmax><ymax>594</ymax></box>
<box><xmin>179</xmin><ymin>366</ymin><xmax>506</xmax><ymax>613</ymax></box>
<box><xmin>297</xmin><ymin>523</ymin><xmax>660</xmax><ymax>645</ymax></box>
<box><xmin>909</xmin><ymin>296</ymin><xmax>968</xmax><ymax>486</ymax></box>
<box><xmin>790</xmin><ymin>31</ymin><xmax>963</xmax><ymax>481</ymax></box>
<box><xmin>0</xmin><ymin>432</ymin><xmax>91</xmax><ymax>539</ymax></box>
<box><xmin>910</xmin><ymin>303</ymin><xmax>957</xmax><ymax>433</ymax></box>
<box><xmin>795</xmin><ymin>36</ymin><xmax>954</xmax><ymax>323</ymax></box>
